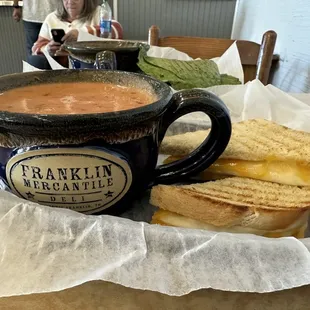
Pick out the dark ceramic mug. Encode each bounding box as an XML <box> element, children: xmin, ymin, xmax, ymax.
<box><xmin>69</xmin><ymin>51</ymin><xmax>117</xmax><ymax>70</ymax></box>
<box><xmin>64</xmin><ymin>40</ymin><xmax>146</xmax><ymax>72</ymax></box>
<box><xmin>0</xmin><ymin>70</ymin><xmax>231</xmax><ymax>215</ymax></box>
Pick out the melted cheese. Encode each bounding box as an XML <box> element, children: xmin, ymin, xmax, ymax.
<box><xmin>152</xmin><ymin>210</ymin><xmax>308</xmax><ymax>238</ymax></box>
<box><xmin>202</xmin><ymin>159</ymin><xmax>310</xmax><ymax>186</ymax></box>
<box><xmin>163</xmin><ymin>156</ymin><xmax>310</xmax><ymax>186</ymax></box>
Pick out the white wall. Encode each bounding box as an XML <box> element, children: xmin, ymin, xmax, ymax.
<box><xmin>232</xmin><ymin>0</ymin><xmax>310</xmax><ymax>93</ymax></box>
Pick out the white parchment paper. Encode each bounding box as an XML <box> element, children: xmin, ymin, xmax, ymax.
<box><xmin>175</xmin><ymin>80</ymin><xmax>310</xmax><ymax>131</ymax></box>
<box><xmin>1</xmin><ymin>190</ymin><xmax>310</xmax><ymax>298</ymax></box>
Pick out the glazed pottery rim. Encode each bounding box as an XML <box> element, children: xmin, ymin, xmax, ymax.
<box><xmin>0</xmin><ymin>69</ymin><xmax>173</xmax><ymax>122</ymax></box>
<box><xmin>63</xmin><ymin>40</ymin><xmax>149</xmax><ymax>54</ymax></box>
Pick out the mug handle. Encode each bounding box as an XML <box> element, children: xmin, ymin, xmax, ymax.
<box><xmin>154</xmin><ymin>89</ymin><xmax>231</xmax><ymax>184</ymax></box>
<box><xmin>95</xmin><ymin>51</ymin><xmax>117</xmax><ymax>70</ymax></box>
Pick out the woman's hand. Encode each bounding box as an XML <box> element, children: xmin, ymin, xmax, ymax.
<box><xmin>12</xmin><ymin>8</ymin><xmax>22</xmax><ymax>22</ymax></box>
<box><xmin>62</xmin><ymin>29</ymin><xmax>79</xmax><ymax>42</ymax></box>
<box><xmin>46</xmin><ymin>40</ymin><xmax>61</xmax><ymax>56</ymax></box>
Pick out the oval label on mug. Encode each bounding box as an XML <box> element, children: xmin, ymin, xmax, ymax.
<box><xmin>6</xmin><ymin>148</ymin><xmax>132</xmax><ymax>214</ymax></box>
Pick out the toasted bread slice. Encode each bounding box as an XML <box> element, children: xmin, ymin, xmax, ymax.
<box><xmin>160</xmin><ymin>119</ymin><xmax>310</xmax><ymax>162</ymax></box>
<box><xmin>150</xmin><ymin>177</ymin><xmax>310</xmax><ymax>231</ymax></box>
<box><xmin>160</xmin><ymin>119</ymin><xmax>310</xmax><ymax>186</ymax></box>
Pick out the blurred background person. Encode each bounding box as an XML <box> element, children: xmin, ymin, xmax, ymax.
<box><xmin>31</xmin><ymin>0</ymin><xmax>123</xmax><ymax>69</ymax></box>
<box><xmin>12</xmin><ymin>0</ymin><xmax>58</xmax><ymax>61</ymax></box>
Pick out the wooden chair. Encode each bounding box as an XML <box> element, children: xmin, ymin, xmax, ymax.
<box><xmin>148</xmin><ymin>26</ymin><xmax>277</xmax><ymax>85</ymax></box>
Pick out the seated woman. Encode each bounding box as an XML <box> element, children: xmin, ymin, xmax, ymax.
<box><xmin>29</xmin><ymin>0</ymin><xmax>123</xmax><ymax>69</ymax></box>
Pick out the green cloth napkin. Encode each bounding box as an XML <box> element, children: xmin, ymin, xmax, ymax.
<box><xmin>137</xmin><ymin>48</ymin><xmax>241</xmax><ymax>90</ymax></box>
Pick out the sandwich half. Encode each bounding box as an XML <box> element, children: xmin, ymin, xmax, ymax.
<box><xmin>150</xmin><ymin>177</ymin><xmax>310</xmax><ymax>238</ymax></box>
<box><xmin>160</xmin><ymin>119</ymin><xmax>310</xmax><ymax>186</ymax></box>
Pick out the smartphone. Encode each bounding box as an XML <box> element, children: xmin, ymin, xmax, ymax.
<box><xmin>51</xmin><ymin>29</ymin><xmax>66</xmax><ymax>43</ymax></box>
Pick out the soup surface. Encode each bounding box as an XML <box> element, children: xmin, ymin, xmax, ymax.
<box><xmin>0</xmin><ymin>82</ymin><xmax>156</xmax><ymax>114</ymax></box>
